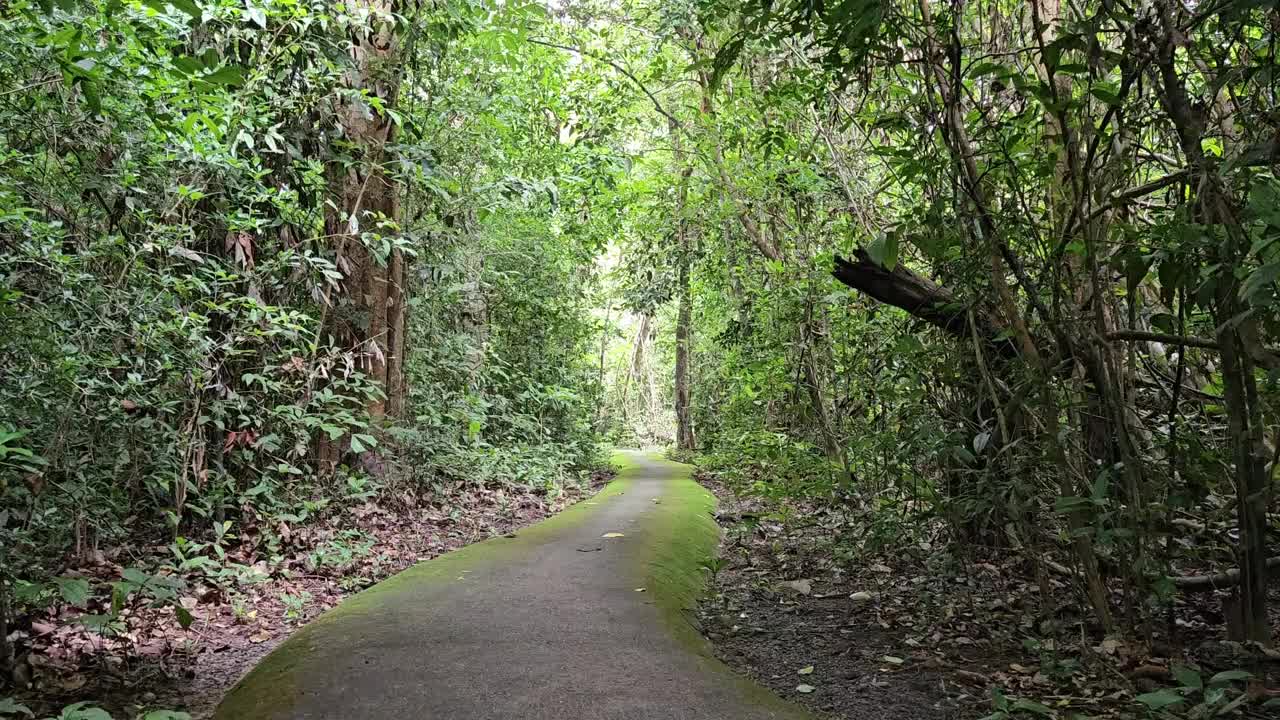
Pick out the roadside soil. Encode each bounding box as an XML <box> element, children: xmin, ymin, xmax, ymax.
<box><xmin>6</xmin><ymin>470</ymin><xmax>611</xmax><ymax>719</ymax></box>
<box><xmin>694</xmin><ymin>472</ymin><xmax>1280</xmax><ymax>720</ymax></box>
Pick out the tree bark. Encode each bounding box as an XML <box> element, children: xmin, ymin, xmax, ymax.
<box><xmin>675</xmin><ymin>270</ymin><xmax>695</xmax><ymax>451</ymax></box>
<box><xmin>0</xmin><ymin>576</ymin><xmax>12</xmax><ymax>674</ymax></box>
<box><xmin>832</xmin><ymin>251</ymin><xmax>1018</xmax><ymax>359</ymax></box>
<box><xmin>671</xmin><ymin>117</ymin><xmax>696</xmax><ymax>451</ymax></box>
<box><xmin>801</xmin><ymin>297</ymin><xmax>847</xmax><ymax>474</ymax></box>
<box><xmin>326</xmin><ymin>0</ymin><xmax>406</xmax><ymax>422</ymax></box>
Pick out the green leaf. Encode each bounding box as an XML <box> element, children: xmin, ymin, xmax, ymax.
<box><xmin>56</xmin><ymin>704</ymin><xmax>112</xmax><ymax>720</ymax></box>
<box><xmin>1171</xmin><ymin>664</ymin><xmax>1202</xmax><ymax>690</ymax></box>
<box><xmin>245</xmin><ymin>4</ymin><xmax>266</xmax><ymax>27</ymax></box>
<box><xmin>1009</xmin><ymin>698</ymin><xmax>1052</xmax><ymax>716</ymax></box>
<box><xmin>0</xmin><ymin>697</ymin><xmax>34</xmax><ymax>718</ymax></box>
<box><xmin>866</xmin><ymin>232</ymin><xmax>899</xmax><ymax>271</ymax></box>
<box><xmin>1239</xmin><ymin>262</ymin><xmax>1280</xmax><ymax>303</ymax></box>
<box><xmin>55</xmin><ymin>577</ymin><xmax>91</xmax><ymax>606</ymax></box>
<box><xmin>80</xmin><ymin>80</ymin><xmax>102</xmax><ymax>115</ymax></box>
<box><xmin>350</xmin><ymin>433</ymin><xmax>376</xmax><ymax>453</ymax></box>
<box><xmin>111</xmin><ymin>585</ymin><xmax>126</xmax><ymax>616</ymax></box>
<box><xmin>1207</xmin><ymin>669</ymin><xmax>1253</xmax><ymax>685</ymax></box>
<box><xmin>142</xmin><ymin>712</ymin><xmax>193</xmax><ymax>720</ymax></box>
<box><xmin>76</xmin><ymin>613</ymin><xmax>117</xmax><ymax>634</ymax></box>
<box><xmin>172</xmin><ymin>56</ymin><xmax>206</xmax><ymax>75</ymax></box>
<box><xmin>1090</xmin><ymin>84</ymin><xmax>1121</xmax><ymax>106</ymax></box>
<box><xmin>990</xmin><ymin>688</ymin><xmax>1010</xmax><ymax>711</ymax></box>
<box><xmin>968</xmin><ymin>61</ymin><xmax>1008</xmax><ymax>77</ymax></box>
<box><xmin>1135</xmin><ymin>689</ymin><xmax>1185</xmax><ymax>710</ymax></box>
<box><xmin>1089</xmin><ymin>470</ymin><xmax>1110</xmax><ymax>503</ymax></box>
<box><xmin>168</xmin><ymin>0</ymin><xmax>200</xmax><ymax>18</ymax></box>
<box><xmin>1053</xmin><ymin>495</ymin><xmax>1090</xmax><ymax>514</ymax></box>
<box><xmin>175</xmin><ymin>605</ymin><xmax>194</xmax><ymax>629</ymax></box>
<box><xmin>202</xmin><ymin>66</ymin><xmax>246</xmax><ymax>86</ymax></box>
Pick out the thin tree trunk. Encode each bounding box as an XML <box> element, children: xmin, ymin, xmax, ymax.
<box><xmin>620</xmin><ymin>314</ymin><xmax>649</xmax><ymax>428</ymax></box>
<box><xmin>675</xmin><ymin>272</ymin><xmax>694</xmax><ymax>450</ymax></box>
<box><xmin>1152</xmin><ymin>0</ymin><xmax>1269</xmax><ymax>643</ymax></box>
<box><xmin>671</xmin><ymin>116</ymin><xmax>696</xmax><ymax>451</ymax></box>
<box><xmin>596</xmin><ymin>305</ymin><xmax>610</xmax><ymax>430</ymax></box>
<box><xmin>799</xmin><ymin>291</ymin><xmax>847</xmax><ymax>474</ymax></box>
<box><xmin>0</xmin><ymin>576</ymin><xmax>12</xmax><ymax>674</ymax></box>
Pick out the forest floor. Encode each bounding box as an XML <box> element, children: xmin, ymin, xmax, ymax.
<box><xmin>694</xmin><ymin>472</ymin><xmax>1280</xmax><ymax>720</ymax></box>
<box><xmin>7</xmin><ymin>469</ymin><xmax>612</xmax><ymax>719</ymax></box>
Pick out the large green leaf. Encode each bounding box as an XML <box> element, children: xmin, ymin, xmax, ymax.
<box><xmin>1135</xmin><ymin>690</ymin><xmax>1186</xmax><ymax>710</ymax></box>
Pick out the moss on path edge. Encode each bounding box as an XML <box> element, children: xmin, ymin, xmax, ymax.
<box><xmin>634</xmin><ymin>454</ymin><xmax>815</xmax><ymax>719</ymax></box>
<box><xmin>214</xmin><ymin>451</ymin><xmax>812</xmax><ymax>720</ymax></box>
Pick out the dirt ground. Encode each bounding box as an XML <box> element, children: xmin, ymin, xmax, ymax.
<box><xmin>694</xmin><ymin>472</ymin><xmax>1280</xmax><ymax>720</ymax></box>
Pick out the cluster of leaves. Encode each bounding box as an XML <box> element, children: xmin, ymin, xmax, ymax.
<box><xmin>0</xmin><ymin>698</ymin><xmax>188</xmax><ymax>720</ymax></box>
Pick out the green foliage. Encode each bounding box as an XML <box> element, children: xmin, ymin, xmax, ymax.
<box><xmin>0</xmin><ymin>700</ymin><xmax>190</xmax><ymax>720</ymax></box>
<box><xmin>4</xmin><ymin>0</ymin><xmax>1280</xmax><ymax>712</ymax></box>
<box><xmin>1135</xmin><ymin>666</ymin><xmax>1257</xmax><ymax>718</ymax></box>
<box><xmin>0</xmin><ymin>0</ymin><xmax>614</xmax><ymax>701</ymax></box>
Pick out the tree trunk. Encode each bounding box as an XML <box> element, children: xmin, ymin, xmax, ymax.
<box><xmin>0</xmin><ymin>576</ymin><xmax>12</xmax><ymax>674</ymax></box>
<box><xmin>801</xmin><ymin>300</ymin><xmax>847</xmax><ymax>475</ymax></box>
<box><xmin>326</xmin><ymin>0</ymin><xmax>406</xmax><ymax>422</ymax></box>
<box><xmin>675</xmin><ymin>268</ymin><xmax>695</xmax><ymax>451</ymax></box>
<box><xmin>671</xmin><ymin>117</ymin><xmax>696</xmax><ymax>451</ymax></box>
<box><xmin>1151</xmin><ymin>0</ymin><xmax>1270</xmax><ymax>643</ymax></box>
<box><xmin>832</xmin><ymin>252</ymin><xmax>1017</xmax><ymax>358</ymax></box>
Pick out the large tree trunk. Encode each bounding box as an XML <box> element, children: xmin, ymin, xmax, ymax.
<box><xmin>327</xmin><ymin>0</ymin><xmax>406</xmax><ymax>422</ymax></box>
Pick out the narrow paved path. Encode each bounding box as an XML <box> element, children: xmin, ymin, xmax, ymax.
<box><xmin>215</xmin><ymin>451</ymin><xmax>812</xmax><ymax>720</ymax></box>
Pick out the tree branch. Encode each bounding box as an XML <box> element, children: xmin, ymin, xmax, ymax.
<box><xmin>1106</xmin><ymin>330</ymin><xmax>1220</xmax><ymax>350</ymax></box>
<box><xmin>1072</xmin><ymin>170</ymin><xmax>1190</xmax><ymax>233</ymax></box>
<box><xmin>832</xmin><ymin>252</ymin><xmax>1019</xmax><ymax>358</ymax></box>
<box><xmin>1174</xmin><ymin>556</ymin><xmax>1280</xmax><ymax>592</ymax></box>
<box><xmin>527</xmin><ymin>39</ymin><xmax>681</xmax><ymax>128</ymax></box>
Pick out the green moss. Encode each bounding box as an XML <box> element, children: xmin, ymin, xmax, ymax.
<box><xmin>636</xmin><ymin>454</ymin><xmax>815</xmax><ymax>719</ymax></box>
<box><xmin>632</xmin><ymin>457</ymin><xmax>720</xmax><ymax>649</ymax></box>
<box><xmin>608</xmin><ymin>448</ymin><xmax>642</xmax><ymax>474</ymax></box>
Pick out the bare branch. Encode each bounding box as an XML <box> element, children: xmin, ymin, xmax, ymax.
<box><xmin>1105</xmin><ymin>330</ymin><xmax>1219</xmax><ymax>350</ymax></box>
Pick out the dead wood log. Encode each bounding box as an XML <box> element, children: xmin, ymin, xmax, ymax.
<box><xmin>831</xmin><ymin>251</ymin><xmax>1018</xmax><ymax>358</ymax></box>
<box><xmin>1173</xmin><ymin>557</ymin><xmax>1280</xmax><ymax>592</ymax></box>
<box><xmin>1046</xmin><ymin>555</ymin><xmax>1280</xmax><ymax>592</ymax></box>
